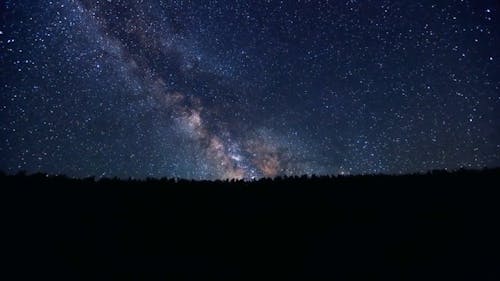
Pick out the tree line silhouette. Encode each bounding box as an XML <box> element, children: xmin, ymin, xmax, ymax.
<box><xmin>2</xmin><ymin>168</ymin><xmax>499</xmax><ymax>280</ymax></box>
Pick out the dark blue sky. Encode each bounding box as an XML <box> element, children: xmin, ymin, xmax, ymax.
<box><xmin>1</xmin><ymin>0</ymin><xmax>499</xmax><ymax>179</ymax></box>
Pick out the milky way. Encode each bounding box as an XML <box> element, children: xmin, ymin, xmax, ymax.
<box><xmin>1</xmin><ymin>0</ymin><xmax>499</xmax><ymax>179</ymax></box>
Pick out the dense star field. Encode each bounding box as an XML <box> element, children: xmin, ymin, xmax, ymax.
<box><xmin>1</xmin><ymin>0</ymin><xmax>498</xmax><ymax>179</ymax></box>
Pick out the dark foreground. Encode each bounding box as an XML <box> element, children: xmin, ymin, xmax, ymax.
<box><xmin>2</xmin><ymin>170</ymin><xmax>500</xmax><ymax>280</ymax></box>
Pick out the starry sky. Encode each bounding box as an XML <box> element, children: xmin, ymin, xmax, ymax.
<box><xmin>1</xmin><ymin>0</ymin><xmax>499</xmax><ymax>179</ymax></box>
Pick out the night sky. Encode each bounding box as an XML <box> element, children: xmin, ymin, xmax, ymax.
<box><xmin>1</xmin><ymin>0</ymin><xmax>499</xmax><ymax>179</ymax></box>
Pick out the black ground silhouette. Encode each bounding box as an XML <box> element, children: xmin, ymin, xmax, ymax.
<box><xmin>2</xmin><ymin>169</ymin><xmax>499</xmax><ymax>280</ymax></box>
